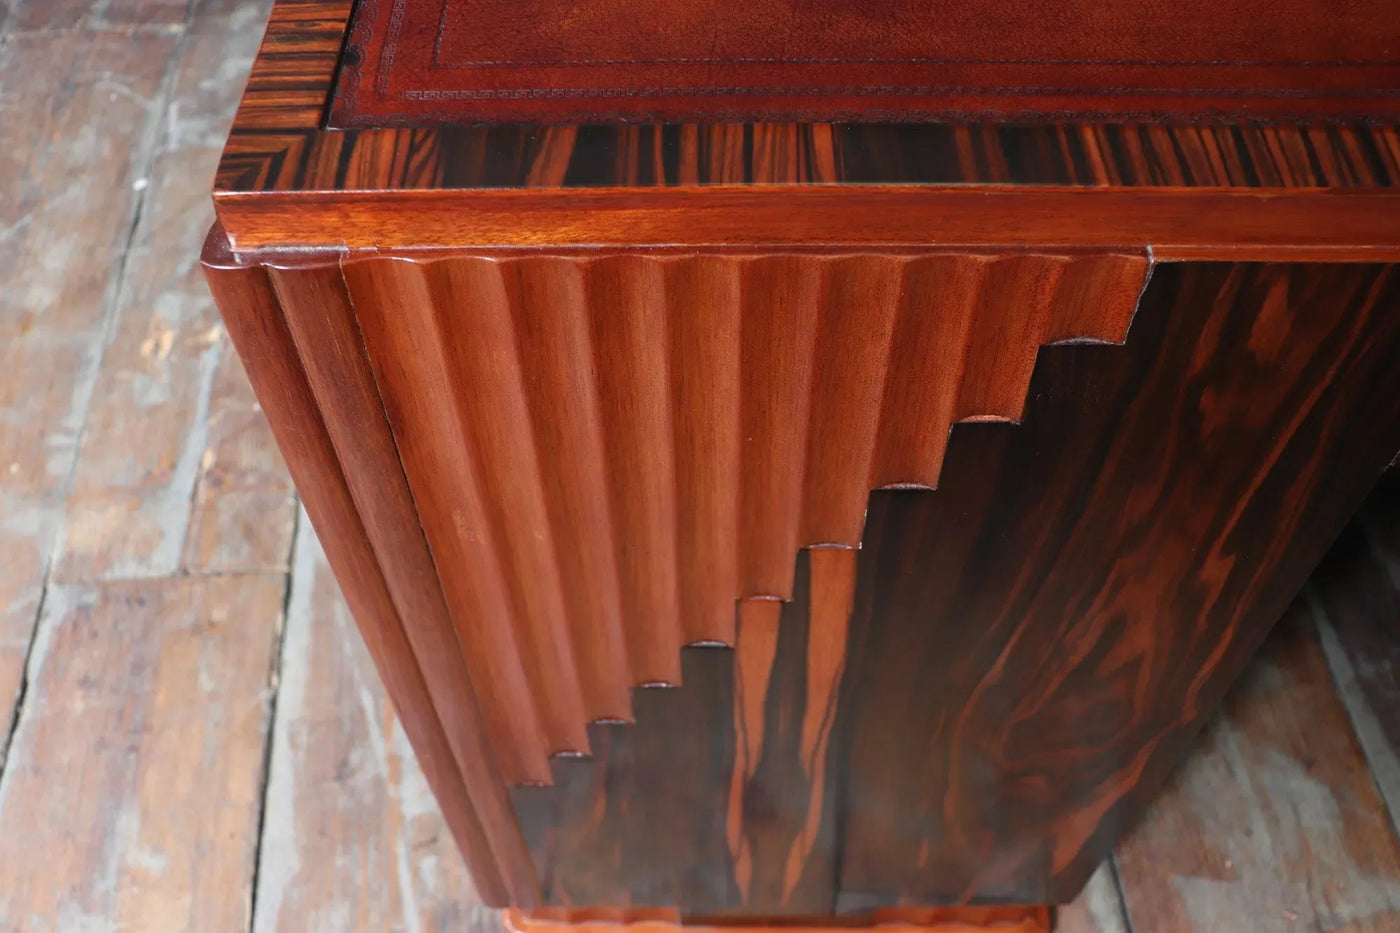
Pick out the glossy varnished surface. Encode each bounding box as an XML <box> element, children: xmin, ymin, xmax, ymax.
<box><xmin>507</xmin><ymin>262</ymin><xmax>1400</xmax><ymax>912</ymax></box>
<box><xmin>339</xmin><ymin>248</ymin><xmax>1145</xmax><ymax>785</ymax></box>
<box><xmin>213</xmin><ymin>3</ymin><xmax>1400</xmax><ymax>252</ymax></box>
<box><xmin>835</xmin><ymin>263</ymin><xmax>1400</xmax><ymax>906</ymax></box>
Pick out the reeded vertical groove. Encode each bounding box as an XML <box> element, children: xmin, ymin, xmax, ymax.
<box><xmin>801</xmin><ymin>256</ymin><xmax>905</xmax><ymax>546</ymax></box>
<box><xmin>956</xmin><ymin>256</ymin><xmax>1068</xmax><ymax>422</ymax></box>
<box><xmin>202</xmin><ymin>253</ymin><xmax>530</xmax><ymax>905</ymax></box>
<box><xmin>1047</xmin><ymin>254</ymin><xmax>1152</xmax><ymax>343</ymax></box>
<box><xmin>668</xmin><ymin>257</ymin><xmax>743</xmax><ymax>646</ymax></box>
<box><xmin>273</xmin><ymin>263</ymin><xmax>546</xmax><ymax>903</ymax></box>
<box><xmin>506</xmin><ymin>256</ymin><xmax>637</xmax><ymax>718</ymax></box>
<box><xmin>343</xmin><ymin>258</ymin><xmax>553</xmax><ymax>786</ymax></box>
<box><xmin>741</xmin><ymin>256</ymin><xmax>826</xmax><ymax>599</ymax></box>
<box><xmin>871</xmin><ymin>255</ymin><xmax>990</xmax><ymax>488</ymax></box>
<box><xmin>587</xmin><ymin>255</ymin><xmax>683</xmax><ymax>687</ymax></box>
<box><xmin>427</xmin><ymin>258</ymin><xmax>591</xmax><ymax>757</ymax></box>
<box><xmin>337</xmin><ymin>248</ymin><xmax>1148</xmax><ymax>781</ymax></box>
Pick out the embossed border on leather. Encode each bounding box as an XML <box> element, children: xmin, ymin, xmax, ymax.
<box><xmin>328</xmin><ymin>0</ymin><xmax>1400</xmax><ymax>126</ymax></box>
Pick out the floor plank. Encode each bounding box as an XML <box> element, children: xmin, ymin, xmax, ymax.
<box><xmin>170</xmin><ymin>0</ymin><xmax>290</xmax><ymax>577</ymax></box>
<box><xmin>181</xmin><ymin>338</ymin><xmax>296</xmax><ymax>574</ymax></box>
<box><xmin>1054</xmin><ymin>863</ymin><xmax>1130</xmax><ymax>933</ymax></box>
<box><xmin>0</xmin><ymin>574</ymin><xmax>283</xmax><ymax>930</ymax></box>
<box><xmin>54</xmin><ymin>0</ymin><xmax>288</xmax><ymax>583</ymax></box>
<box><xmin>0</xmin><ymin>25</ymin><xmax>178</xmax><ymax>756</ymax></box>
<box><xmin>1114</xmin><ymin>603</ymin><xmax>1400</xmax><ymax>932</ymax></box>
<box><xmin>5</xmin><ymin>0</ymin><xmax>192</xmax><ymax>32</ymax></box>
<box><xmin>253</xmin><ymin>516</ymin><xmax>496</xmax><ymax>933</ymax></box>
<box><xmin>1312</xmin><ymin>474</ymin><xmax>1400</xmax><ymax>834</ymax></box>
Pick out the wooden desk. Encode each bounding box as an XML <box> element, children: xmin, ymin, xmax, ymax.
<box><xmin>203</xmin><ymin>2</ymin><xmax>1400</xmax><ymax>929</ymax></box>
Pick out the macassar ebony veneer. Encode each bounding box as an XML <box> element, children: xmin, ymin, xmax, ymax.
<box><xmin>204</xmin><ymin>2</ymin><xmax>1400</xmax><ymax>931</ymax></box>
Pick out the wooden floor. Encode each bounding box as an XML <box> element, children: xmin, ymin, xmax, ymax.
<box><xmin>2</xmin><ymin>1</ymin><xmax>1399</xmax><ymax>930</ymax></box>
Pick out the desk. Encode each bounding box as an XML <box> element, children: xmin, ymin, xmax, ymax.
<box><xmin>203</xmin><ymin>2</ymin><xmax>1400</xmax><ymax>929</ymax></box>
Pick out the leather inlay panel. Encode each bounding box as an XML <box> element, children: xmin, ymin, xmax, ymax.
<box><xmin>331</xmin><ymin>0</ymin><xmax>1400</xmax><ymax>125</ymax></box>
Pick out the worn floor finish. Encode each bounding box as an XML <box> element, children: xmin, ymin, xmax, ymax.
<box><xmin>1</xmin><ymin>1</ymin><xmax>1399</xmax><ymax>930</ymax></box>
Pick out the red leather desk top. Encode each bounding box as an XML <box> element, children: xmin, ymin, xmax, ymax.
<box><xmin>330</xmin><ymin>0</ymin><xmax>1400</xmax><ymax>126</ymax></box>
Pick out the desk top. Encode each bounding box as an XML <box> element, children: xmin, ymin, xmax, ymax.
<box><xmin>212</xmin><ymin>1</ymin><xmax>1400</xmax><ymax>256</ymax></box>
<box><xmin>331</xmin><ymin>0</ymin><xmax>1400</xmax><ymax>126</ymax></box>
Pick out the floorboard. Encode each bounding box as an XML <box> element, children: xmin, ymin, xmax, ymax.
<box><xmin>1054</xmin><ymin>864</ymin><xmax>1130</xmax><ymax>933</ymax></box>
<box><xmin>52</xmin><ymin>0</ymin><xmax>290</xmax><ymax>583</ymax></box>
<box><xmin>0</xmin><ymin>24</ymin><xmax>179</xmax><ymax>760</ymax></box>
<box><xmin>1312</xmin><ymin>474</ymin><xmax>1400</xmax><ymax>837</ymax></box>
<box><xmin>5</xmin><ymin>0</ymin><xmax>192</xmax><ymax>32</ymax></box>
<box><xmin>253</xmin><ymin>516</ymin><xmax>497</xmax><ymax>933</ymax></box>
<box><xmin>1114</xmin><ymin>601</ymin><xmax>1400</xmax><ymax>932</ymax></box>
<box><xmin>0</xmin><ymin>575</ymin><xmax>283</xmax><ymax>929</ymax></box>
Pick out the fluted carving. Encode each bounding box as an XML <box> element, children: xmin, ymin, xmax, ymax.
<box><xmin>342</xmin><ymin>250</ymin><xmax>1149</xmax><ymax>785</ymax></box>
